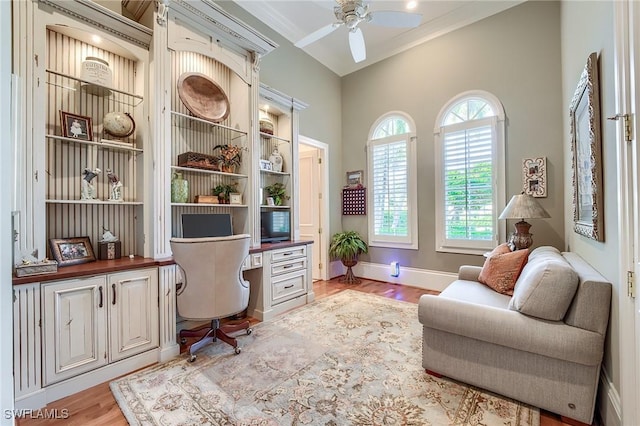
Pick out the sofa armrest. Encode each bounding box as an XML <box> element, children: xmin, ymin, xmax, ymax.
<box><xmin>418</xmin><ymin>294</ymin><xmax>604</xmax><ymax>366</ymax></box>
<box><xmin>458</xmin><ymin>265</ymin><xmax>482</xmax><ymax>281</ymax></box>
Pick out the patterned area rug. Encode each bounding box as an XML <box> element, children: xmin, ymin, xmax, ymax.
<box><xmin>110</xmin><ymin>290</ymin><xmax>540</xmax><ymax>425</ymax></box>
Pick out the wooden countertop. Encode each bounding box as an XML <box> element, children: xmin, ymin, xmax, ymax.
<box><xmin>12</xmin><ymin>240</ymin><xmax>313</xmax><ymax>285</ymax></box>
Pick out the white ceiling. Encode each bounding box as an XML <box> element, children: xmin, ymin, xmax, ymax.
<box><xmin>234</xmin><ymin>0</ymin><xmax>525</xmax><ymax>76</ymax></box>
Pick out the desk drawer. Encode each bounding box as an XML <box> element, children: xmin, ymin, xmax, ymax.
<box><xmin>271</xmin><ymin>258</ymin><xmax>306</xmax><ymax>276</ymax></box>
<box><xmin>272</xmin><ymin>271</ymin><xmax>306</xmax><ymax>304</ymax></box>
<box><xmin>271</xmin><ymin>246</ymin><xmax>306</xmax><ymax>262</ymax></box>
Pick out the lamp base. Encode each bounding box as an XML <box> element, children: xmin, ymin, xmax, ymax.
<box><xmin>509</xmin><ymin>220</ymin><xmax>533</xmax><ymax>250</ymax></box>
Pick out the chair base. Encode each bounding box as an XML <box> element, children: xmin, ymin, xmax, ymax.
<box><xmin>179</xmin><ymin>318</ymin><xmax>252</xmax><ymax>361</ymax></box>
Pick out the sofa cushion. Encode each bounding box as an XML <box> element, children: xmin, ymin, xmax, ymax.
<box><xmin>478</xmin><ymin>248</ymin><xmax>529</xmax><ymax>295</ymax></box>
<box><xmin>509</xmin><ymin>254</ymin><xmax>579</xmax><ymax>321</ymax></box>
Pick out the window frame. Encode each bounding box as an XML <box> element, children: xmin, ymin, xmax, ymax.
<box><xmin>433</xmin><ymin>91</ymin><xmax>506</xmax><ymax>255</ymax></box>
<box><xmin>367</xmin><ymin>112</ymin><xmax>418</xmax><ymax>250</ymax></box>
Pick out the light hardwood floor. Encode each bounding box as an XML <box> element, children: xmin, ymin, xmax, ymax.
<box><xmin>16</xmin><ymin>278</ymin><xmax>582</xmax><ymax>425</ymax></box>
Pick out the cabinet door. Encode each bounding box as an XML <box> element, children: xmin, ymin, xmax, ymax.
<box><xmin>42</xmin><ymin>277</ymin><xmax>108</xmax><ymax>385</ymax></box>
<box><xmin>108</xmin><ymin>268</ymin><xmax>159</xmax><ymax>362</ymax></box>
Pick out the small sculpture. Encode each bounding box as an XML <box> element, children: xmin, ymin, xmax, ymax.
<box><xmin>107</xmin><ymin>169</ymin><xmax>123</xmax><ymax>202</ymax></box>
<box><xmin>101</xmin><ymin>226</ymin><xmax>118</xmax><ymax>242</ymax></box>
<box><xmin>81</xmin><ymin>167</ymin><xmax>101</xmax><ymax>200</ymax></box>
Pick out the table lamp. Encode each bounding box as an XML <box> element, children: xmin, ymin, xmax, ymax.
<box><xmin>499</xmin><ymin>192</ymin><xmax>550</xmax><ymax>250</ymax></box>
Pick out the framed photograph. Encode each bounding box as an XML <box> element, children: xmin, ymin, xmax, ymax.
<box><xmin>49</xmin><ymin>237</ymin><xmax>97</xmax><ymax>266</ymax></box>
<box><xmin>570</xmin><ymin>52</ymin><xmax>604</xmax><ymax>241</ymax></box>
<box><xmin>522</xmin><ymin>157</ymin><xmax>547</xmax><ymax>197</ymax></box>
<box><xmin>60</xmin><ymin>111</ymin><xmax>93</xmax><ymax>141</ymax></box>
<box><xmin>266</xmin><ymin>197</ymin><xmax>275</xmax><ymax>206</ymax></box>
<box><xmin>346</xmin><ymin>170</ymin><xmax>364</xmax><ymax>188</ymax></box>
<box><xmin>229</xmin><ymin>192</ymin><xmax>242</xmax><ymax>205</ymax></box>
<box><xmin>259</xmin><ymin>159</ymin><xmax>272</xmax><ymax>171</ymax></box>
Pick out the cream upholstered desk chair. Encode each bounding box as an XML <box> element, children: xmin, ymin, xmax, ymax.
<box><xmin>170</xmin><ymin>234</ymin><xmax>252</xmax><ymax>362</ymax></box>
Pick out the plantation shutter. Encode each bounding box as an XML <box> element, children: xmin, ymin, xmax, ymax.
<box><xmin>371</xmin><ymin>135</ymin><xmax>409</xmax><ymax>239</ymax></box>
<box><xmin>442</xmin><ymin>123</ymin><xmax>494</xmax><ymax>241</ymax></box>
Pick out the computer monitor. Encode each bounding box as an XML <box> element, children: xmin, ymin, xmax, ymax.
<box><xmin>181</xmin><ymin>213</ymin><xmax>233</xmax><ymax>238</ymax></box>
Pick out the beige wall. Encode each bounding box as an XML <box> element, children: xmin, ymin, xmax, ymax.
<box><xmin>341</xmin><ymin>1</ymin><xmax>564</xmax><ymax>272</ymax></box>
<box><xmin>560</xmin><ymin>0</ymin><xmax>619</xmax><ymax>413</ymax></box>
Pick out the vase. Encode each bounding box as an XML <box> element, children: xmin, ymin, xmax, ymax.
<box><xmin>171</xmin><ymin>172</ymin><xmax>189</xmax><ymax>203</ymax></box>
<box><xmin>221</xmin><ymin>164</ymin><xmax>236</xmax><ymax>174</ymax></box>
<box><xmin>269</xmin><ymin>149</ymin><xmax>283</xmax><ymax>172</ymax></box>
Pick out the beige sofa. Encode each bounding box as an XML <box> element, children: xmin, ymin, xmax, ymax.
<box><xmin>418</xmin><ymin>247</ymin><xmax>611</xmax><ymax>424</ymax></box>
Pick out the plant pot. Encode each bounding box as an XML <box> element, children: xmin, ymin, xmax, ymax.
<box><xmin>340</xmin><ymin>259</ymin><xmax>360</xmax><ymax>284</ymax></box>
<box><xmin>221</xmin><ymin>165</ymin><xmax>235</xmax><ymax>174</ymax></box>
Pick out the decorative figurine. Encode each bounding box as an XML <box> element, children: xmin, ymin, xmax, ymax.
<box><xmin>101</xmin><ymin>226</ymin><xmax>118</xmax><ymax>242</ymax></box>
<box><xmin>99</xmin><ymin>226</ymin><xmax>121</xmax><ymax>260</ymax></box>
<box><xmin>81</xmin><ymin>167</ymin><xmax>101</xmax><ymax>200</ymax></box>
<box><xmin>107</xmin><ymin>169</ymin><xmax>123</xmax><ymax>202</ymax></box>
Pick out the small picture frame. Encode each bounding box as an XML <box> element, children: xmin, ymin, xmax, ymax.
<box><xmin>259</xmin><ymin>159</ymin><xmax>273</xmax><ymax>171</ymax></box>
<box><xmin>60</xmin><ymin>111</ymin><xmax>93</xmax><ymax>141</ymax></box>
<box><xmin>346</xmin><ymin>170</ymin><xmax>364</xmax><ymax>188</ymax></box>
<box><xmin>266</xmin><ymin>197</ymin><xmax>275</xmax><ymax>206</ymax></box>
<box><xmin>49</xmin><ymin>236</ymin><xmax>97</xmax><ymax>267</ymax></box>
<box><xmin>522</xmin><ymin>157</ymin><xmax>547</xmax><ymax>198</ymax></box>
<box><xmin>229</xmin><ymin>192</ymin><xmax>242</xmax><ymax>205</ymax></box>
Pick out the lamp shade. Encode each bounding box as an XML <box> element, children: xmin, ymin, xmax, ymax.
<box><xmin>499</xmin><ymin>192</ymin><xmax>550</xmax><ymax>220</ymax></box>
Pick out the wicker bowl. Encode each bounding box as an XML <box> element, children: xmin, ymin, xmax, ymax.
<box><xmin>177</xmin><ymin>72</ymin><xmax>230</xmax><ymax>123</ymax></box>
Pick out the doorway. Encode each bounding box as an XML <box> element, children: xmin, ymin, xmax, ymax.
<box><xmin>298</xmin><ymin>136</ymin><xmax>329</xmax><ymax>281</ymax></box>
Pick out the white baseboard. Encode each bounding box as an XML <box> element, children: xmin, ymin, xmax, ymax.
<box><xmin>159</xmin><ymin>344</ymin><xmax>180</xmax><ymax>363</ymax></box>
<box><xmin>598</xmin><ymin>367</ymin><xmax>621</xmax><ymax>426</ymax></box>
<box><xmin>329</xmin><ymin>260</ymin><xmax>456</xmax><ymax>292</ymax></box>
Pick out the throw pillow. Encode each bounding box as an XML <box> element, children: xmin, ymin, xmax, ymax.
<box><xmin>487</xmin><ymin>243</ymin><xmax>512</xmax><ymax>257</ymax></box>
<box><xmin>478</xmin><ymin>249</ymin><xmax>529</xmax><ymax>295</ymax></box>
<box><xmin>509</xmin><ymin>258</ymin><xmax>579</xmax><ymax>321</ymax></box>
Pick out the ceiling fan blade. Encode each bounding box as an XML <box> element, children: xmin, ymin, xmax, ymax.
<box><xmin>348</xmin><ymin>27</ymin><xmax>366</xmax><ymax>63</ymax></box>
<box><xmin>294</xmin><ymin>23</ymin><xmax>341</xmax><ymax>48</ymax></box>
<box><xmin>369</xmin><ymin>10</ymin><xmax>422</xmax><ymax>28</ymax></box>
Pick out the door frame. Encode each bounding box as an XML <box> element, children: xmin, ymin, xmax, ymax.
<box><xmin>299</xmin><ymin>135</ymin><xmax>329</xmax><ymax>281</ymax></box>
<box><xmin>612</xmin><ymin>1</ymin><xmax>639</xmax><ymax>425</ymax></box>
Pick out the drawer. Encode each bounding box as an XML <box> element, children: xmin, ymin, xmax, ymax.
<box><xmin>271</xmin><ymin>258</ymin><xmax>306</xmax><ymax>276</ymax></box>
<box><xmin>271</xmin><ymin>245</ymin><xmax>306</xmax><ymax>263</ymax></box>
<box><xmin>272</xmin><ymin>272</ymin><xmax>306</xmax><ymax>304</ymax></box>
<box><xmin>242</xmin><ymin>253</ymin><xmax>263</xmax><ymax>270</ymax></box>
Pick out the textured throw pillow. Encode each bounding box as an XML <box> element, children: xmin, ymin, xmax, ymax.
<box><xmin>478</xmin><ymin>248</ymin><xmax>529</xmax><ymax>295</ymax></box>
<box><xmin>509</xmin><ymin>258</ymin><xmax>579</xmax><ymax>321</ymax></box>
<box><xmin>487</xmin><ymin>243</ymin><xmax>512</xmax><ymax>257</ymax></box>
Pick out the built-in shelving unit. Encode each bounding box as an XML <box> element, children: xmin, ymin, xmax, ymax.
<box><xmin>42</xmin><ymin>22</ymin><xmax>148</xmax><ymax>258</ymax></box>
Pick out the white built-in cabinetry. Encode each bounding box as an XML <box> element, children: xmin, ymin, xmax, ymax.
<box><xmin>258</xmin><ymin>84</ymin><xmax>308</xmax><ymax>241</ymax></box>
<box><xmin>11</xmin><ymin>0</ymin><xmax>314</xmax><ymax>411</ymax></box>
<box><xmin>42</xmin><ymin>268</ymin><xmax>158</xmax><ymax>385</ymax></box>
<box><xmin>246</xmin><ymin>243</ymin><xmax>314</xmax><ymax>321</ymax></box>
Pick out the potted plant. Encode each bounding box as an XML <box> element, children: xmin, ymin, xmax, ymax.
<box><xmin>328</xmin><ymin>231</ymin><xmax>368</xmax><ymax>284</ymax></box>
<box><xmin>213</xmin><ymin>144</ymin><xmax>246</xmax><ymax>173</ymax></box>
<box><xmin>264</xmin><ymin>182</ymin><xmax>290</xmax><ymax>206</ymax></box>
<box><xmin>212</xmin><ymin>183</ymin><xmax>238</xmax><ymax>204</ymax></box>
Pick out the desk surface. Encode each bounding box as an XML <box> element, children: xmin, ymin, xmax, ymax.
<box><xmin>12</xmin><ymin>240</ymin><xmax>313</xmax><ymax>285</ymax></box>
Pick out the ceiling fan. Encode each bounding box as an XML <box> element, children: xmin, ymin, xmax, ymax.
<box><xmin>294</xmin><ymin>0</ymin><xmax>422</xmax><ymax>63</ymax></box>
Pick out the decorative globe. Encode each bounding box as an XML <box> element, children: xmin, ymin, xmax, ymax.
<box><xmin>103</xmin><ymin>112</ymin><xmax>136</xmax><ymax>138</ymax></box>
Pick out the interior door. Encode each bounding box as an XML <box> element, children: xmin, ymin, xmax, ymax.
<box><xmin>613</xmin><ymin>1</ymin><xmax>639</xmax><ymax>423</ymax></box>
<box><xmin>630</xmin><ymin>0</ymin><xmax>640</xmax><ymax>418</ymax></box>
<box><xmin>299</xmin><ymin>147</ymin><xmax>321</xmax><ymax>280</ymax></box>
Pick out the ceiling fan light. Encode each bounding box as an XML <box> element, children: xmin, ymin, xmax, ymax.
<box><xmin>406</xmin><ymin>1</ymin><xmax>417</xmax><ymax>10</ymax></box>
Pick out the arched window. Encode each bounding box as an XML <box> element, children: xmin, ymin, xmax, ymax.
<box><xmin>367</xmin><ymin>112</ymin><xmax>417</xmax><ymax>249</ymax></box>
<box><xmin>434</xmin><ymin>91</ymin><xmax>506</xmax><ymax>254</ymax></box>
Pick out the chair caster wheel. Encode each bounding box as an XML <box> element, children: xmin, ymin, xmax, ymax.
<box><xmin>234</xmin><ymin>347</ymin><xmax>242</xmax><ymax>355</ymax></box>
<box><xmin>188</xmin><ymin>354</ymin><xmax>196</xmax><ymax>362</ymax></box>
<box><xmin>180</xmin><ymin>337</ymin><xmax>187</xmax><ymax>345</ymax></box>
<box><xmin>246</xmin><ymin>328</ymin><xmax>252</xmax><ymax>335</ymax></box>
